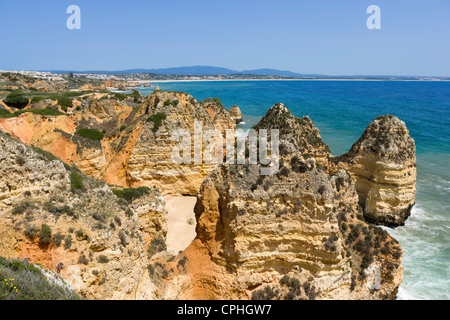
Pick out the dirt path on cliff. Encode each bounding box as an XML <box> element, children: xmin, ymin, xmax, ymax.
<box><xmin>164</xmin><ymin>196</ymin><xmax>197</xmax><ymax>254</ymax></box>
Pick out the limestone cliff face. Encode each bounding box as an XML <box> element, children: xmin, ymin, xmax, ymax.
<box><xmin>0</xmin><ymin>91</ymin><xmax>236</xmax><ymax>196</ymax></box>
<box><xmin>253</xmin><ymin>103</ymin><xmax>331</xmax><ymax>168</ymax></box>
<box><xmin>0</xmin><ymin>131</ymin><xmax>167</xmax><ymax>300</ymax></box>
<box><xmin>0</xmin><ymin>131</ymin><xmax>69</xmax><ymax>208</ymax></box>
<box><xmin>125</xmin><ymin>92</ymin><xmax>235</xmax><ymax>195</ymax></box>
<box><xmin>229</xmin><ymin>105</ymin><xmax>243</xmax><ymax>124</ymax></box>
<box><xmin>155</xmin><ymin>106</ymin><xmax>404</xmax><ymax>300</ymax></box>
<box><xmin>330</xmin><ymin>115</ymin><xmax>416</xmax><ymax>226</ymax></box>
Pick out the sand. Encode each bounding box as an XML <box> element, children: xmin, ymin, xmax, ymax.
<box><xmin>164</xmin><ymin>196</ymin><xmax>197</xmax><ymax>254</ymax></box>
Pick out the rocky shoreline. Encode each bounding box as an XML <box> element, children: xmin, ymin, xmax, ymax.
<box><xmin>0</xmin><ymin>87</ymin><xmax>416</xmax><ymax>300</ymax></box>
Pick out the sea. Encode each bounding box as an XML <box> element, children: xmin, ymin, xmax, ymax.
<box><xmin>138</xmin><ymin>80</ymin><xmax>450</xmax><ymax>300</ymax></box>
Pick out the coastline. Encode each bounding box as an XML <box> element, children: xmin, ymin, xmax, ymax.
<box><xmin>138</xmin><ymin>78</ymin><xmax>450</xmax><ymax>83</ymax></box>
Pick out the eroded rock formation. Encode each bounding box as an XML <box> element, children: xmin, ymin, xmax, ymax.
<box><xmin>0</xmin><ymin>91</ymin><xmax>237</xmax><ymax>196</ymax></box>
<box><xmin>151</xmin><ymin>105</ymin><xmax>405</xmax><ymax>300</ymax></box>
<box><xmin>0</xmin><ymin>98</ymin><xmax>415</xmax><ymax>300</ymax></box>
<box><xmin>229</xmin><ymin>105</ymin><xmax>243</xmax><ymax>124</ymax></box>
<box><xmin>0</xmin><ymin>131</ymin><xmax>167</xmax><ymax>299</ymax></box>
<box><xmin>330</xmin><ymin>115</ymin><xmax>416</xmax><ymax>226</ymax></box>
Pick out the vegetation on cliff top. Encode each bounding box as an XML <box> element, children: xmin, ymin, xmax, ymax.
<box><xmin>3</xmin><ymin>91</ymin><xmax>29</xmax><ymax>109</ymax></box>
<box><xmin>75</xmin><ymin>128</ymin><xmax>104</xmax><ymax>141</ymax></box>
<box><xmin>0</xmin><ymin>108</ymin><xmax>65</xmax><ymax>118</ymax></box>
<box><xmin>146</xmin><ymin>112</ymin><xmax>167</xmax><ymax>132</ymax></box>
<box><xmin>112</xmin><ymin>186</ymin><xmax>150</xmax><ymax>202</ymax></box>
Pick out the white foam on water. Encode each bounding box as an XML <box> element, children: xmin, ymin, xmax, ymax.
<box><xmin>386</xmin><ymin>201</ymin><xmax>450</xmax><ymax>300</ymax></box>
<box><xmin>397</xmin><ymin>287</ymin><xmax>422</xmax><ymax>300</ymax></box>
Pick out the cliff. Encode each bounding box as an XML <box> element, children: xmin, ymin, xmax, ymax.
<box><xmin>0</xmin><ymin>91</ymin><xmax>237</xmax><ymax>196</ymax></box>
<box><xmin>0</xmin><ymin>131</ymin><xmax>167</xmax><ymax>299</ymax></box>
<box><xmin>330</xmin><ymin>115</ymin><xmax>416</xmax><ymax>226</ymax></box>
<box><xmin>253</xmin><ymin>103</ymin><xmax>331</xmax><ymax>168</ymax></box>
<box><xmin>229</xmin><ymin>105</ymin><xmax>243</xmax><ymax>124</ymax></box>
<box><xmin>152</xmin><ymin>105</ymin><xmax>404</xmax><ymax>300</ymax></box>
<box><xmin>0</xmin><ymin>96</ymin><xmax>415</xmax><ymax>300</ymax></box>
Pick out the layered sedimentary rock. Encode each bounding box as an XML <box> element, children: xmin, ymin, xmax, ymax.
<box><xmin>0</xmin><ymin>131</ymin><xmax>167</xmax><ymax>300</ymax></box>
<box><xmin>154</xmin><ymin>105</ymin><xmax>404</xmax><ymax>300</ymax></box>
<box><xmin>253</xmin><ymin>103</ymin><xmax>331</xmax><ymax>167</ymax></box>
<box><xmin>0</xmin><ymin>91</ymin><xmax>236</xmax><ymax>196</ymax></box>
<box><xmin>125</xmin><ymin>92</ymin><xmax>235</xmax><ymax>195</ymax></box>
<box><xmin>0</xmin><ymin>97</ymin><xmax>415</xmax><ymax>300</ymax></box>
<box><xmin>229</xmin><ymin>105</ymin><xmax>243</xmax><ymax>124</ymax></box>
<box><xmin>330</xmin><ymin>115</ymin><xmax>416</xmax><ymax>226</ymax></box>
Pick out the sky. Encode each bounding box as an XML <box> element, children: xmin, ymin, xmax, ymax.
<box><xmin>0</xmin><ymin>0</ymin><xmax>449</xmax><ymax>76</ymax></box>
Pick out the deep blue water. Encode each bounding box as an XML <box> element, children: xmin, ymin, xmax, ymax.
<box><xmin>139</xmin><ymin>80</ymin><xmax>450</xmax><ymax>299</ymax></box>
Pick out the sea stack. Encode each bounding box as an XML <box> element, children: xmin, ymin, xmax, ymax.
<box><xmin>229</xmin><ymin>105</ymin><xmax>243</xmax><ymax>124</ymax></box>
<box><xmin>330</xmin><ymin>115</ymin><xmax>416</xmax><ymax>226</ymax></box>
<box><xmin>161</xmin><ymin>104</ymin><xmax>404</xmax><ymax>300</ymax></box>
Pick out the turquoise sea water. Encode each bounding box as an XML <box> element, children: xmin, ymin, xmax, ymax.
<box><xmin>139</xmin><ymin>80</ymin><xmax>450</xmax><ymax>300</ymax></box>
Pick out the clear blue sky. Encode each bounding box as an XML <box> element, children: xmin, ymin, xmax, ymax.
<box><xmin>0</xmin><ymin>0</ymin><xmax>449</xmax><ymax>76</ymax></box>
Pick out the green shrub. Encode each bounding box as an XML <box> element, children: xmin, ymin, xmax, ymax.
<box><xmin>125</xmin><ymin>208</ymin><xmax>133</xmax><ymax>217</ymax></box>
<box><xmin>12</xmin><ymin>201</ymin><xmax>30</xmax><ymax>215</ymax></box>
<box><xmin>177</xmin><ymin>256</ymin><xmax>188</xmax><ymax>271</ymax></box>
<box><xmin>113</xmin><ymin>186</ymin><xmax>150</xmax><ymax>202</ymax></box>
<box><xmin>146</xmin><ymin>112</ymin><xmax>167</xmax><ymax>132</ymax></box>
<box><xmin>0</xmin><ymin>257</ymin><xmax>80</xmax><ymax>300</ymax></box>
<box><xmin>129</xmin><ymin>90</ymin><xmax>141</xmax><ymax>101</ymax></box>
<box><xmin>38</xmin><ymin>224</ymin><xmax>52</xmax><ymax>246</ymax></box>
<box><xmin>75</xmin><ymin>128</ymin><xmax>104</xmax><ymax>141</ymax></box>
<box><xmin>251</xmin><ymin>285</ymin><xmax>279</xmax><ymax>300</ymax></box>
<box><xmin>118</xmin><ymin>230</ymin><xmax>127</xmax><ymax>247</ymax></box>
<box><xmin>0</xmin><ymin>108</ymin><xmax>10</xmax><ymax>116</ymax></box>
<box><xmin>0</xmin><ymin>108</ymin><xmax>65</xmax><ymax>118</ymax></box>
<box><xmin>58</xmin><ymin>97</ymin><xmax>73</xmax><ymax>112</ymax></box>
<box><xmin>53</xmin><ymin>232</ymin><xmax>64</xmax><ymax>247</ymax></box>
<box><xmin>98</xmin><ymin>255</ymin><xmax>109</xmax><ymax>264</ymax></box>
<box><xmin>148</xmin><ymin>235</ymin><xmax>167</xmax><ymax>256</ymax></box>
<box><xmin>3</xmin><ymin>92</ymin><xmax>29</xmax><ymax>109</ymax></box>
<box><xmin>77</xmin><ymin>254</ymin><xmax>89</xmax><ymax>265</ymax></box>
<box><xmin>64</xmin><ymin>235</ymin><xmax>72</xmax><ymax>250</ymax></box>
<box><xmin>30</xmin><ymin>96</ymin><xmax>47</xmax><ymax>104</ymax></box>
<box><xmin>24</xmin><ymin>224</ymin><xmax>39</xmax><ymax>239</ymax></box>
<box><xmin>70</xmin><ymin>171</ymin><xmax>84</xmax><ymax>190</ymax></box>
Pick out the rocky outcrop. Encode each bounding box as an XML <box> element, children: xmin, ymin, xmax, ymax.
<box><xmin>229</xmin><ymin>105</ymin><xmax>243</xmax><ymax>124</ymax></box>
<box><xmin>0</xmin><ymin>91</ymin><xmax>236</xmax><ymax>196</ymax></box>
<box><xmin>0</xmin><ymin>97</ymin><xmax>414</xmax><ymax>301</ymax></box>
<box><xmin>330</xmin><ymin>115</ymin><xmax>416</xmax><ymax>226</ymax></box>
<box><xmin>253</xmin><ymin>103</ymin><xmax>331</xmax><ymax>168</ymax></box>
<box><xmin>0</xmin><ymin>131</ymin><xmax>167</xmax><ymax>300</ymax></box>
<box><xmin>153</xmin><ymin>105</ymin><xmax>404</xmax><ymax>300</ymax></box>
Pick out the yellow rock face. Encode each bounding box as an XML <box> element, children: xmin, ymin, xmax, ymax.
<box><xmin>0</xmin><ymin>131</ymin><xmax>167</xmax><ymax>300</ymax></box>
<box><xmin>0</xmin><ymin>92</ymin><xmax>236</xmax><ymax>196</ymax></box>
<box><xmin>151</xmin><ymin>107</ymin><xmax>406</xmax><ymax>300</ymax></box>
<box><xmin>330</xmin><ymin>115</ymin><xmax>416</xmax><ymax>226</ymax></box>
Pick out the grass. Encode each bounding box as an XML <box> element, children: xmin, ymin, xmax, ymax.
<box><xmin>0</xmin><ymin>108</ymin><xmax>65</xmax><ymax>118</ymax></box>
<box><xmin>0</xmin><ymin>257</ymin><xmax>81</xmax><ymax>300</ymax></box>
<box><xmin>75</xmin><ymin>128</ymin><xmax>104</xmax><ymax>141</ymax></box>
